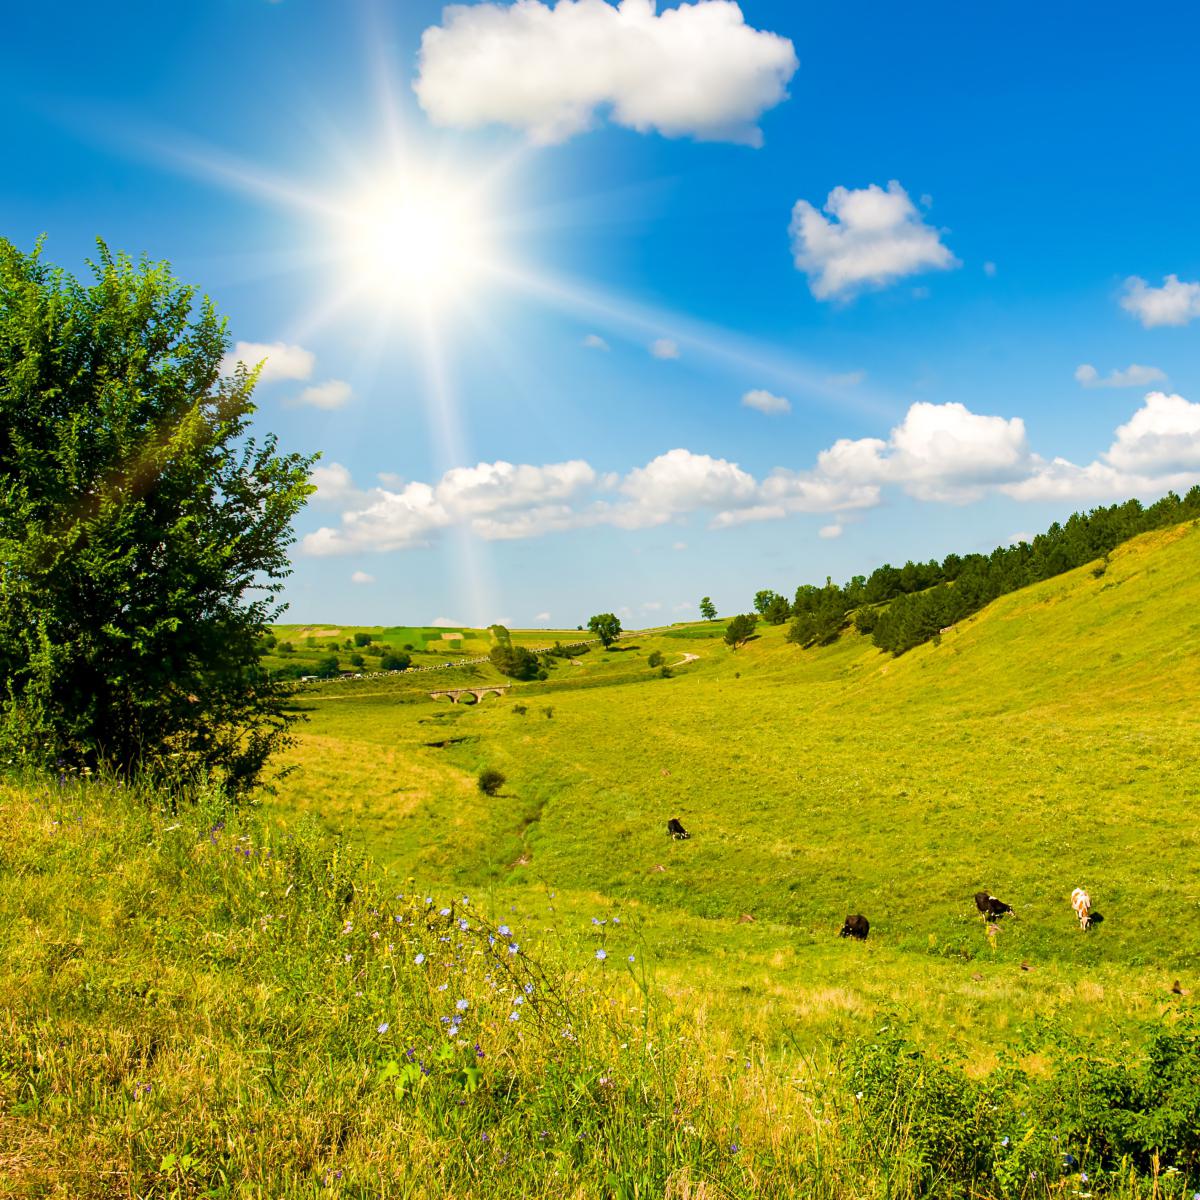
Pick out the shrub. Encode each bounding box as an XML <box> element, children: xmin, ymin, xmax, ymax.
<box><xmin>477</xmin><ymin>768</ymin><xmax>505</xmax><ymax>796</ymax></box>
<box><xmin>647</xmin><ymin>650</ymin><xmax>664</xmax><ymax>668</ymax></box>
<box><xmin>512</xmin><ymin>705</ymin><xmax>527</xmax><ymax>716</ymax></box>
<box><xmin>380</xmin><ymin>652</ymin><xmax>411</xmax><ymax>672</ymax></box>
<box><xmin>353</xmin><ymin>632</ymin><xmax>372</xmax><ymax>647</ymax></box>
<box><xmin>0</xmin><ymin>240</ymin><xmax>315</xmax><ymax>797</ymax></box>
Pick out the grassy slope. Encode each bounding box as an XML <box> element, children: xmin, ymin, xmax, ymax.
<box><xmin>274</xmin><ymin>522</ymin><xmax>1200</xmax><ymax>1053</ymax></box>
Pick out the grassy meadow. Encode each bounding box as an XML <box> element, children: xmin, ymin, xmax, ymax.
<box><xmin>5</xmin><ymin>520</ymin><xmax>1200</xmax><ymax>1197</ymax></box>
<box><xmin>276</xmin><ymin>521</ymin><xmax>1200</xmax><ymax>1056</ymax></box>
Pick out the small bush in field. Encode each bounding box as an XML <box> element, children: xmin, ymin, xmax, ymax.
<box><xmin>478</xmin><ymin>768</ymin><xmax>506</xmax><ymax>796</ymax></box>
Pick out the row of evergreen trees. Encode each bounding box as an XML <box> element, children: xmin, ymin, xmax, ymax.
<box><xmin>773</xmin><ymin>490</ymin><xmax>1200</xmax><ymax>656</ymax></box>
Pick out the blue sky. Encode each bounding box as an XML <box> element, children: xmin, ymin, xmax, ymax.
<box><xmin>5</xmin><ymin>1</ymin><xmax>1200</xmax><ymax>627</ymax></box>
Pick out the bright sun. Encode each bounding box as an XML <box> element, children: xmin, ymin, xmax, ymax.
<box><xmin>332</xmin><ymin>168</ymin><xmax>490</xmax><ymax>310</ymax></box>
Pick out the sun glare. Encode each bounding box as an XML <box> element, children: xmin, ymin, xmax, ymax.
<box><xmin>332</xmin><ymin>169</ymin><xmax>490</xmax><ymax>310</ymax></box>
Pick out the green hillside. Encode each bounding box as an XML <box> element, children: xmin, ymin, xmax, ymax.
<box><xmin>6</xmin><ymin>521</ymin><xmax>1200</xmax><ymax>1197</ymax></box>
<box><xmin>275</xmin><ymin>520</ymin><xmax>1200</xmax><ymax>1053</ymax></box>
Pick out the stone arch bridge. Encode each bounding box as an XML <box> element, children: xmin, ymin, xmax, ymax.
<box><xmin>429</xmin><ymin>685</ymin><xmax>511</xmax><ymax>704</ymax></box>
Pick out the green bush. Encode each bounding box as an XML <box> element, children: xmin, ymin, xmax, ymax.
<box><xmin>477</xmin><ymin>768</ymin><xmax>506</xmax><ymax>796</ymax></box>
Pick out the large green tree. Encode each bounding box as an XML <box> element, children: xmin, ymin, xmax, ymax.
<box><xmin>587</xmin><ymin>612</ymin><xmax>622</xmax><ymax>648</ymax></box>
<box><xmin>0</xmin><ymin>240</ymin><xmax>316</xmax><ymax>796</ymax></box>
<box><xmin>699</xmin><ymin>596</ymin><xmax>717</xmax><ymax>621</ymax></box>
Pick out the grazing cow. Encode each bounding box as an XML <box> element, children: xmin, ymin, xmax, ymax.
<box><xmin>1071</xmin><ymin>887</ymin><xmax>1092</xmax><ymax>930</ymax></box>
<box><xmin>839</xmin><ymin>914</ymin><xmax>869</xmax><ymax>940</ymax></box>
<box><xmin>974</xmin><ymin>891</ymin><xmax>1014</xmax><ymax>919</ymax></box>
<box><xmin>666</xmin><ymin>818</ymin><xmax>690</xmax><ymax>840</ymax></box>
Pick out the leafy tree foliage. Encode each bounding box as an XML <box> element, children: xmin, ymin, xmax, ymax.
<box><xmin>753</xmin><ymin>590</ymin><xmax>784</xmax><ymax>617</ymax></box>
<box><xmin>647</xmin><ymin>650</ymin><xmax>663</xmax><ymax>668</ymax></box>
<box><xmin>477</xmin><ymin>767</ymin><xmax>505</xmax><ymax>796</ymax></box>
<box><xmin>724</xmin><ymin>613</ymin><xmax>758</xmax><ymax>649</ymax></box>
<box><xmin>699</xmin><ymin>596</ymin><xmax>717</xmax><ymax>621</ymax></box>
<box><xmin>379</xmin><ymin>651</ymin><xmax>411</xmax><ymax>672</ymax></box>
<box><xmin>489</xmin><ymin>643</ymin><xmax>539</xmax><ymax>680</ymax></box>
<box><xmin>587</xmin><ymin>612</ymin><xmax>622</xmax><ymax>648</ymax></box>
<box><xmin>314</xmin><ymin>655</ymin><xmax>341</xmax><ymax>679</ymax></box>
<box><xmin>353</xmin><ymin>632</ymin><xmax>371</xmax><ymax>647</ymax></box>
<box><xmin>0</xmin><ymin>240</ymin><xmax>315</xmax><ymax>795</ymax></box>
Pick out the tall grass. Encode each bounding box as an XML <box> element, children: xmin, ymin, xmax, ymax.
<box><xmin>3</xmin><ymin>773</ymin><xmax>1199</xmax><ymax>1197</ymax></box>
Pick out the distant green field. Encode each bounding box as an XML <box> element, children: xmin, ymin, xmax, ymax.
<box><xmin>263</xmin><ymin>622</ymin><xmax>592</xmax><ymax>678</ymax></box>
<box><xmin>274</xmin><ymin>521</ymin><xmax>1200</xmax><ymax>1062</ymax></box>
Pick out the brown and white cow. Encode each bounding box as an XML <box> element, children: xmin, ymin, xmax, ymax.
<box><xmin>1070</xmin><ymin>887</ymin><xmax>1091</xmax><ymax>930</ymax></box>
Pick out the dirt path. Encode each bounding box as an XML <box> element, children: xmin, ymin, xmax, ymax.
<box><xmin>670</xmin><ymin>653</ymin><xmax>700</xmax><ymax>668</ymax></box>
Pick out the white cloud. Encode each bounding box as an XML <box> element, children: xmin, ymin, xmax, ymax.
<box><xmin>297</xmin><ymin>379</ymin><xmax>353</xmax><ymax>410</ymax></box>
<box><xmin>1105</xmin><ymin>391</ymin><xmax>1200</xmax><ymax>474</ymax></box>
<box><xmin>350</xmin><ymin>570</ymin><xmax>375</xmax><ymax>585</ymax></box>
<box><xmin>583</xmin><ymin>333</ymin><xmax>610</xmax><ymax>351</ymax></box>
<box><xmin>816</xmin><ymin>401</ymin><xmax>1030</xmax><ymax>502</ymax></box>
<box><xmin>650</xmin><ymin>338</ymin><xmax>680</xmax><ymax>360</ymax></box>
<box><xmin>1075</xmin><ymin>363</ymin><xmax>1167</xmax><ymax>389</ymax></box>
<box><xmin>220</xmin><ymin>340</ymin><xmax>315</xmax><ymax>382</ymax></box>
<box><xmin>619</xmin><ymin>448</ymin><xmax>758</xmax><ymax>526</ymax></box>
<box><xmin>1005</xmin><ymin>392</ymin><xmax>1200</xmax><ymax>502</ymax></box>
<box><xmin>1008</xmin><ymin>532</ymin><xmax>1035</xmax><ymax>545</ymax></box>
<box><xmin>789</xmin><ymin>181</ymin><xmax>959</xmax><ymax>300</ymax></box>
<box><xmin>741</xmin><ymin>388</ymin><xmax>790</xmax><ymax>415</ymax></box>
<box><xmin>414</xmin><ymin>0</ymin><xmax>798</xmax><ymax>146</ymax></box>
<box><xmin>1121</xmin><ymin>274</ymin><xmax>1200</xmax><ymax>328</ymax></box>
<box><xmin>536</xmin><ymin>611</ymin><xmax>551</xmax><ymax>622</ymax></box>
<box><xmin>642</xmin><ymin>601</ymin><xmax>663</xmax><ymax>611</ymax></box>
<box><xmin>310</xmin><ymin>462</ymin><xmax>361</xmax><ymax>504</ymax></box>
<box><xmin>303</xmin><ymin>396</ymin><xmax>1200</xmax><ymax>555</ymax></box>
<box><xmin>431</xmin><ymin>617</ymin><xmax>464</xmax><ymax>628</ymax></box>
<box><xmin>826</xmin><ymin>369</ymin><xmax>866</xmax><ymax>388</ymax></box>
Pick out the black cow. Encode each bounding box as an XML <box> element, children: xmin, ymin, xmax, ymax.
<box><xmin>839</xmin><ymin>914</ymin><xmax>869</xmax><ymax>940</ymax></box>
<box><xmin>974</xmin><ymin>891</ymin><xmax>1014</xmax><ymax>919</ymax></box>
<box><xmin>666</xmin><ymin>818</ymin><xmax>690</xmax><ymax>840</ymax></box>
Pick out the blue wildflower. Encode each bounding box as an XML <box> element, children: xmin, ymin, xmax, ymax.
<box><xmin>414</xmin><ymin>952</ymin><xmax>425</xmax><ymax>965</ymax></box>
<box><xmin>595</xmin><ymin>948</ymin><xmax>607</xmax><ymax>961</ymax></box>
<box><xmin>498</xmin><ymin>924</ymin><xmax>511</xmax><ymax>936</ymax></box>
<box><xmin>508</xmin><ymin>943</ymin><xmax>519</xmax><ymax>954</ymax></box>
<box><xmin>377</xmin><ymin>1022</ymin><xmax>389</xmax><ymax>1034</ymax></box>
<box><xmin>456</xmin><ymin>998</ymin><xmax>469</xmax><ymax>1011</ymax></box>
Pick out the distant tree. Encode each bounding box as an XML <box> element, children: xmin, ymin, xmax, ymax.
<box><xmin>380</xmin><ymin>651</ymin><xmax>410</xmax><ymax>671</ymax></box>
<box><xmin>588</xmin><ymin>612</ymin><xmax>622</xmax><ymax>648</ymax></box>
<box><xmin>647</xmin><ymin>650</ymin><xmax>664</xmax><ymax>668</ymax></box>
<box><xmin>764</xmin><ymin>595</ymin><xmax>791</xmax><ymax>625</ymax></box>
<box><xmin>0</xmin><ymin>239</ymin><xmax>315</xmax><ymax>796</ymax></box>
<box><xmin>353</xmin><ymin>632</ymin><xmax>371</xmax><ymax>647</ymax></box>
<box><xmin>278</xmin><ymin>642</ymin><xmax>294</xmax><ymax>655</ymax></box>
<box><xmin>349</xmin><ymin>653</ymin><xmax>364</xmax><ymax>668</ymax></box>
<box><xmin>724</xmin><ymin>613</ymin><xmax>758</xmax><ymax>649</ymax></box>
<box><xmin>477</xmin><ymin>767</ymin><xmax>505</xmax><ymax>796</ymax></box>
<box><xmin>489</xmin><ymin>643</ymin><xmax>538</xmax><ymax>680</ymax></box>
<box><xmin>315</xmin><ymin>654</ymin><xmax>341</xmax><ymax>679</ymax></box>
<box><xmin>488</xmin><ymin>624</ymin><xmax>512</xmax><ymax>647</ymax></box>
<box><xmin>305</xmin><ymin>636</ymin><xmax>318</xmax><ymax>648</ymax></box>
<box><xmin>262</xmin><ymin>634</ymin><xmax>277</xmax><ymax>650</ymax></box>
<box><xmin>753</xmin><ymin>590</ymin><xmax>784</xmax><ymax>618</ymax></box>
<box><xmin>699</xmin><ymin>596</ymin><xmax>717</xmax><ymax>621</ymax></box>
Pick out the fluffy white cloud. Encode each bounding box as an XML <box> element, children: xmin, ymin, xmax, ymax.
<box><xmin>431</xmin><ymin>617</ymin><xmax>464</xmax><ymax>628</ymax></box>
<box><xmin>1006</xmin><ymin>392</ymin><xmax>1200</xmax><ymax>502</ymax></box>
<box><xmin>414</xmin><ymin>0</ymin><xmax>798</xmax><ymax>146</ymax></box>
<box><xmin>220</xmin><ymin>340</ymin><xmax>315</xmax><ymax>382</ymax></box>
<box><xmin>350</xmin><ymin>570</ymin><xmax>375</xmax><ymax>585</ymax></box>
<box><xmin>304</xmin><ymin>459</ymin><xmax>596</xmax><ymax>554</ymax></box>
<box><xmin>310</xmin><ymin>462</ymin><xmax>360</xmax><ymax>504</ymax></box>
<box><xmin>619</xmin><ymin>448</ymin><xmax>758</xmax><ymax>525</ymax></box>
<box><xmin>1075</xmin><ymin>363</ymin><xmax>1167</xmax><ymax>389</ymax></box>
<box><xmin>650</xmin><ymin>338</ymin><xmax>680</xmax><ymax>360</ymax></box>
<box><xmin>303</xmin><ymin>396</ymin><xmax>1200</xmax><ymax>555</ymax></box>
<box><xmin>1121</xmin><ymin>274</ymin><xmax>1200</xmax><ymax>328</ymax></box>
<box><xmin>536</xmin><ymin>611</ymin><xmax>551</xmax><ymax>622</ymax></box>
<box><xmin>1105</xmin><ymin>391</ymin><xmax>1200</xmax><ymax>474</ymax></box>
<box><xmin>816</xmin><ymin>402</ymin><xmax>1030</xmax><ymax>502</ymax></box>
<box><xmin>582</xmin><ymin>333</ymin><xmax>610</xmax><ymax>351</ymax></box>
<box><xmin>296</xmin><ymin>379</ymin><xmax>353</xmax><ymax>410</ymax></box>
<box><xmin>789</xmin><ymin>181</ymin><xmax>959</xmax><ymax>300</ymax></box>
<box><xmin>741</xmin><ymin>388</ymin><xmax>790</xmax><ymax>415</ymax></box>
